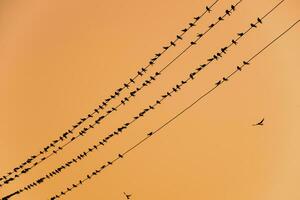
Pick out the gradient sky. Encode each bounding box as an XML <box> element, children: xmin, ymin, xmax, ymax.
<box><xmin>0</xmin><ymin>0</ymin><xmax>300</xmax><ymax>199</ymax></box>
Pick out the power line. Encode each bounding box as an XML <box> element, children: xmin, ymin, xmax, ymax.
<box><xmin>0</xmin><ymin>0</ymin><xmax>221</xmax><ymax>184</ymax></box>
<box><xmin>1</xmin><ymin>1</ymin><xmax>287</xmax><ymax>197</ymax></box>
<box><xmin>46</xmin><ymin>19</ymin><xmax>299</xmax><ymax>200</ymax></box>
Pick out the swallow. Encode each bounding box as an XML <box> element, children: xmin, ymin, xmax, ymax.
<box><xmin>170</xmin><ymin>41</ymin><xmax>176</xmax><ymax>46</ymax></box>
<box><xmin>232</xmin><ymin>39</ymin><xmax>237</xmax><ymax>45</ymax></box>
<box><xmin>163</xmin><ymin>46</ymin><xmax>169</xmax><ymax>50</ymax></box>
<box><xmin>253</xmin><ymin>118</ymin><xmax>264</xmax><ymax>126</ymax></box>
<box><xmin>137</xmin><ymin>71</ymin><xmax>143</xmax><ymax>76</ymax></box>
<box><xmin>257</xmin><ymin>17</ymin><xmax>262</xmax><ymax>24</ymax></box>
<box><xmin>243</xmin><ymin>61</ymin><xmax>250</xmax><ymax>65</ymax></box>
<box><xmin>206</xmin><ymin>6</ymin><xmax>211</xmax><ymax>13</ymax></box>
<box><xmin>191</xmin><ymin>41</ymin><xmax>196</xmax><ymax>45</ymax></box>
<box><xmin>217</xmin><ymin>53</ymin><xmax>222</xmax><ymax>57</ymax></box>
<box><xmin>251</xmin><ymin>23</ymin><xmax>257</xmax><ymax>28</ymax></box>
<box><xmin>231</xmin><ymin>5</ymin><xmax>236</xmax><ymax>11</ymax></box>
<box><xmin>218</xmin><ymin>16</ymin><xmax>224</xmax><ymax>21</ymax></box>
<box><xmin>155</xmin><ymin>53</ymin><xmax>162</xmax><ymax>57</ymax></box>
<box><xmin>223</xmin><ymin>77</ymin><xmax>228</xmax><ymax>81</ymax></box>
<box><xmin>181</xmin><ymin>28</ymin><xmax>188</xmax><ymax>33</ymax></box>
<box><xmin>225</xmin><ymin>9</ymin><xmax>231</xmax><ymax>16</ymax></box>
<box><xmin>148</xmin><ymin>132</ymin><xmax>154</xmax><ymax>136</ymax></box>
<box><xmin>238</xmin><ymin>32</ymin><xmax>244</xmax><ymax>37</ymax></box>
<box><xmin>194</xmin><ymin>16</ymin><xmax>200</xmax><ymax>21</ymax></box>
<box><xmin>108</xmin><ymin>161</ymin><xmax>113</xmax><ymax>165</ymax></box>
<box><xmin>149</xmin><ymin>61</ymin><xmax>154</xmax><ymax>65</ymax></box>
<box><xmin>209</xmin><ymin>23</ymin><xmax>214</xmax><ymax>28</ymax></box>
<box><xmin>213</xmin><ymin>55</ymin><xmax>218</xmax><ymax>60</ymax></box>
<box><xmin>124</xmin><ymin>83</ymin><xmax>129</xmax><ymax>88</ymax></box>
<box><xmin>207</xmin><ymin>58</ymin><xmax>214</xmax><ymax>62</ymax></box>
<box><xmin>124</xmin><ymin>192</ymin><xmax>132</xmax><ymax>199</ymax></box>
<box><xmin>175</xmin><ymin>35</ymin><xmax>182</xmax><ymax>41</ymax></box>
<box><xmin>130</xmin><ymin>78</ymin><xmax>135</xmax><ymax>83</ymax></box>
<box><xmin>189</xmin><ymin>23</ymin><xmax>195</xmax><ymax>27</ymax></box>
<box><xmin>197</xmin><ymin>33</ymin><xmax>203</xmax><ymax>38</ymax></box>
<box><xmin>119</xmin><ymin>154</ymin><xmax>123</xmax><ymax>158</ymax></box>
<box><xmin>181</xmin><ymin>80</ymin><xmax>187</xmax><ymax>84</ymax></box>
<box><xmin>215</xmin><ymin>80</ymin><xmax>222</xmax><ymax>86</ymax></box>
<box><xmin>237</xmin><ymin>66</ymin><xmax>242</xmax><ymax>71</ymax></box>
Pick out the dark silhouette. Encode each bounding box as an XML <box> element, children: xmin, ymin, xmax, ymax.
<box><xmin>253</xmin><ymin>118</ymin><xmax>264</xmax><ymax>126</ymax></box>
<box><xmin>257</xmin><ymin>17</ymin><xmax>262</xmax><ymax>24</ymax></box>
<box><xmin>206</xmin><ymin>6</ymin><xmax>211</xmax><ymax>13</ymax></box>
<box><xmin>124</xmin><ymin>192</ymin><xmax>132</xmax><ymax>199</ymax></box>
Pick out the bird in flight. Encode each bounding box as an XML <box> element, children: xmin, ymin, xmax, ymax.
<box><xmin>253</xmin><ymin>118</ymin><xmax>264</xmax><ymax>126</ymax></box>
<box><xmin>123</xmin><ymin>192</ymin><xmax>132</xmax><ymax>199</ymax></box>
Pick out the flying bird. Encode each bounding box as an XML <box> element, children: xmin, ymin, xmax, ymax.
<box><xmin>253</xmin><ymin>118</ymin><xmax>264</xmax><ymax>126</ymax></box>
<box><xmin>123</xmin><ymin>192</ymin><xmax>132</xmax><ymax>199</ymax></box>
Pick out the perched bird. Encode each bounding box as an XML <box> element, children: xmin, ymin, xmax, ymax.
<box><xmin>238</xmin><ymin>32</ymin><xmax>244</xmax><ymax>37</ymax></box>
<box><xmin>197</xmin><ymin>33</ymin><xmax>203</xmax><ymax>38</ymax></box>
<box><xmin>177</xmin><ymin>35</ymin><xmax>182</xmax><ymax>40</ymax></box>
<box><xmin>148</xmin><ymin>132</ymin><xmax>154</xmax><ymax>136</ymax></box>
<box><xmin>237</xmin><ymin>66</ymin><xmax>242</xmax><ymax>71</ymax></box>
<box><xmin>155</xmin><ymin>53</ymin><xmax>161</xmax><ymax>57</ymax></box>
<box><xmin>218</xmin><ymin>16</ymin><xmax>224</xmax><ymax>21</ymax></box>
<box><xmin>232</xmin><ymin>39</ymin><xmax>237</xmax><ymax>45</ymax></box>
<box><xmin>253</xmin><ymin>118</ymin><xmax>264</xmax><ymax>126</ymax></box>
<box><xmin>189</xmin><ymin>23</ymin><xmax>195</xmax><ymax>27</ymax></box>
<box><xmin>223</xmin><ymin>77</ymin><xmax>228</xmax><ymax>81</ymax></box>
<box><xmin>251</xmin><ymin>23</ymin><xmax>257</xmax><ymax>28</ymax></box>
<box><xmin>163</xmin><ymin>46</ymin><xmax>169</xmax><ymax>50</ymax></box>
<box><xmin>225</xmin><ymin>9</ymin><xmax>231</xmax><ymax>15</ymax></box>
<box><xmin>170</xmin><ymin>41</ymin><xmax>176</xmax><ymax>46</ymax></box>
<box><xmin>119</xmin><ymin>154</ymin><xmax>123</xmax><ymax>158</ymax></box>
<box><xmin>221</xmin><ymin>47</ymin><xmax>228</xmax><ymax>54</ymax></box>
<box><xmin>191</xmin><ymin>41</ymin><xmax>196</xmax><ymax>45</ymax></box>
<box><xmin>257</xmin><ymin>17</ymin><xmax>262</xmax><ymax>24</ymax></box>
<box><xmin>209</xmin><ymin>23</ymin><xmax>214</xmax><ymax>28</ymax></box>
<box><xmin>243</xmin><ymin>61</ymin><xmax>250</xmax><ymax>65</ymax></box>
<box><xmin>215</xmin><ymin>80</ymin><xmax>222</xmax><ymax>86</ymax></box>
<box><xmin>194</xmin><ymin>16</ymin><xmax>200</xmax><ymax>21</ymax></box>
<box><xmin>181</xmin><ymin>28</ymin><xmax>188</xmax><ymax>33</ymax></box>
<box><xmin>206</xmin><ymin>6</ymin><xmax>211</xmax><ymax>13</ymax></box>
<box><xmin>231</xmin><ymin>5</ymin><xmax>236</xmax><ymax>11</ymax></box>
<box><xmin>124</xmin><ymin>192</ymin><xmax>132</xmax><ymax>199</ymax></box>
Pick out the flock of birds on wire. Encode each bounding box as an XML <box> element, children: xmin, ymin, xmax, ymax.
<box><xmin>1</xmin><ymin>0</ymin><xmax>298</xmax><ymax>199</ymax></box>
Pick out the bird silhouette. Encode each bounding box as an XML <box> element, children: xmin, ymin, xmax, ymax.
<box><xmin>231</xmin><ymin>5</ymin><xmax>236</xmax><ymax>11</ymax></box>
<box><xmin>118</xmin><ymin>154</ymin><xmax>123</xmax><ymax>158</ymax></box>
<box><xmin>209</xmin><ymin>23</ymin><xmax>214</xmax><ymax>28</ymax></box>
<box><xmin>257</xmin><ymin>17</ymin><xmax>262</xmax><ymax>24</ymax></box>
<box><xmin>215</xmin><ymin>80</ymin><xmax>222</xmax><ymax>86</ymax></box>
<box><xmin>181</xmin><ymin>28</ymin><xmax>188</xmax><ymax>33</ymax></box>
<box><xmin>221</xmin><ymin>47</ymin><xmax>228</xmax><ymax>54</ymax></box>
<box><xmin>223</xmin><ymin>77</ymin><xmax>228</xmax><ymax>81</ymax></box>
<box><xmin>191</xmin><ymin>41</ymin><xmax>196</xmax><ymax>45</ymax></box>
<box><xmin>251</xmin><ymin>23</ymin><xmax>257</xmax><ymax>28</ymax></box>
<box><xmin>163</xmin><ymin>46</ymin><xmax>169</xmax><ymax>50</ymax></box>
<box><xmin>218</xmin><ymin>16</ymin><xmax>224</xmax><ymax>21</ymax></box>
<box><xmin>225</xmin><ymin>9</ymin><xmax>231</xmax><ymax>15</ymax></box>
<box><xmin>206</xmin><ymin>6</ymin><xmax>211</xmax><ymax>13</ymax></box>
<box><xmin>197</xmin><ymin>33</ymin><xmax>203</xmax><ymax>38</ymax></box>
<box><xmin>189</xmin><ymin>23</ymin><xmax>195</xmax><ymax>27</ymax></box>
<box><xmin>124</xmin><ymin>192</ymin><xmax>132</xmax><ymax>199</ymax></box>
<box><xmin>176</xmin><ymin>35</ymin><xmax>182</xmax><ymax>40</ymax></box>
<box><xmin>194</xmin><ymin>16</ymin><xmax>200</xmax><ymax>21</ymax></box>
<box><xmin>243</xmin><ymin>61</ymin><xmax>250</xmax><ymax>65</ymax></box>
<box><xmin>253</xmin><ymin>118</ymin><xmax>264</xmax><ymax>126</ymax></box>
<box><xmin>170</xmin><ymin>41</ymin><xmax>176</xmax><ymax>46</ymax></box>
<box><xmin>237</xmin><ymin>66</ymin><xmax>242</xmax><ymax>71</ymax></box>
<box><xmin>232</xmin><ymin>39</ymin><xmax>237</xmax><ymax>45</ymax></box>
<box><xmin>238</xmin><ymin>32</ymin><xmax>244</xmax><ymax>37</ymax></box>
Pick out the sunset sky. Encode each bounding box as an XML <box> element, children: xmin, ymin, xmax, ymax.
<box><xmin>0</xmin><ymin>0</ymin><xmax>299</xmax><ymax>199</ymax></box>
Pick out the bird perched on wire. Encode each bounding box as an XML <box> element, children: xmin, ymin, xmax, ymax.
<box><xmin>206</xmin><ymin>6</ymin><xmax>211</xmax><ymax>13</ymax></box>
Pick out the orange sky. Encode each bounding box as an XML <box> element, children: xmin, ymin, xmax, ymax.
<box><xmin>0</xmin><ymin>0</ymin><xmax>300</xmax><ymax>199</ymax></box>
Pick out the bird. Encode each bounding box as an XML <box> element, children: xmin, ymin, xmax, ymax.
<box><xmin>257</xmin><ymin>17</ymin><xmax>262</xmax><ymax>24</ymax></box>
<box><xmin>223</xmin><ymin>77</ymin><xmax>228</xmax><ymax>81</ymax></box>
<box><xmin>215</xmin><ymin>80</ymin><xmax>222</xmax><ymax>86</ymax></box>
<box><xmin>170</xmin><ymin>41</ymin><xmax>176</xmax><ymax>46</ymax></box>
<box><xmin>163</xmin><ymin>46</ymin><xmax>169</xmax><ymax>50</ymax></box>
<box><xmin>251</xmin><ymin>23</ymin><xmax>257</xmax><ymax>28</ymax></box>
<box><xmin>221</xmin><ymin>47</ymin><xmax>228</xmax><ymax>54</ymax></box>
<box><xmin>225</xmin><ymin>9</ymin><xmax>231</xmax><ymax>15</ymax></box>
<box><xmin>155</xmin><ymin>53</ymin><xmax>161</xmax><ymax>57</ymax></box>
<box><xmin>243</xmin><ymin>61</ymin><xmax>250</xmax><ymax>65</ymax></box>
<box><xmin>123</xmin><ymin>192</ymin><xmax>132</xmax><ymax>199</ymax></box>
<box><xmin>231</xmin><ymin>5</ymin><xmax>236</xmax><ymax>11</ymax></box>
<box><xmin>148</xmin><ymin>132</ymin><xmax>154</xmax><ymax>136</ymax></box>
<box><xmin>176</xmin><ymin>35</ymin><xmax>182</xmax><ymax>40</ymax></box>
<box><xmin>218</xmin><ymin>16</ymin><xmax>224</xmax><ymax>21</ymax></box>
<box><xmin>181</xmin><ymin>28</ymin><xmax>188</xmax><ymax>33</ymax></box>
<box><xmin>206</xmin><ymin>6</ymin><xmax>211</xmax><ymax>13</ymax></box>
<box><xmin>191</xmin><ymin>41</ymin><xmax>196</xmax><ymax>45</ymax></box>
<box><xmin>237</xmin><ymin>66</ymin><xmax>242</xmax><ymax>71</ymax></box>
<box><xmin>253</xmin><ymin>118</ymin><xmax>264</xmax><ymax>126</ymax></box>
<box><xmin>238</xmin><ymin>32</ymin><xmax>244</xmax><ymax>37</ymax></box>
<box><xmin>209</xmin><ymin>23</ymin><xmax>214</xmax><ymax>28</ymax></box>
<box><xmin>118</xmin><ymin>154</ymin><xmax>123</xmax><ymax>158</ymax></box>
<box><xmin>194</xmin><ymin>16</ymin><xmax>200</xmax><ymax>21</ymax></box>
<box><xmin>189</xmin><ymin>23</ymin><xmax>195</xmax><ymax>27</ymax></box>
<box><xmin>197</xmin><ymin>33</ymin><xmax>203</xmax><ymax>38</ymax></box>
<box><xmin>232</xmin><ymin>39</ymin><xmax>237</xmax><ymax>45</ymax></box>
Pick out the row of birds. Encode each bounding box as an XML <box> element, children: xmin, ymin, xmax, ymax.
<box><xmin>0</xmin><ymin>2</ymin><xmax>239</xmax><ymax>187</ymax></box>
<box><xmin>0</xmin><ymin>2</ymin><xmax>222</xmax><ymax>184</ymax></box>
<box><xmin>2</xmin><ymin>15</ymin><xmax>263</xmax><ymax>198</ymax></box>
